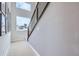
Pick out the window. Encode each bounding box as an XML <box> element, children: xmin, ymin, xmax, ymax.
<box><xmin>0</xmin><ymin>2</ymin><xmax>10</xmax><ymax>36</ymax></box>
<box><xmin>2</xmin><ymin>14</ymin><xmax>5</xmax><ymax>35</ymax></box>
<box><xmin>1</xmin><ymin>2</ymin><xmax>5</xmax><ymax>14</ymax></box>
<box><xmin>16</xmin><ymin>2</ymin><xmax>31</xmax><ymax>11</ymax></box>
<box><xmin>16</xmin><ymin>16</ymin><xmax>30</xmax><ymax>31</ymax></box>
<box><xmin>0</xmin><ymin>2</ymin><xmax>6</xmax><ymax>36</ymax></box>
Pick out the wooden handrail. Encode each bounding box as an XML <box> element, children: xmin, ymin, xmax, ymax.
<box><xmin>27</xmin><ymin>2</ymin><xmax>50</xmax><ymax>41</ymax></box>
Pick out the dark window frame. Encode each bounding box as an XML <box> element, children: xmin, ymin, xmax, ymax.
<box><xmin>0</xmin><ymin>2</ymin><xmax>7</xmax><ymax>36</ymax></box>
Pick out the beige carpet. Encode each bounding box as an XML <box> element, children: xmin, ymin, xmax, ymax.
<box><xmin>7</xmin><ymin>40</ymin><xmax>36</xmax><ymax>56</ymax></box>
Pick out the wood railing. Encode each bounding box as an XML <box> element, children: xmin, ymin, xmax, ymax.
<box><xmin>27</xmin><ymin>2</ymin><xmax>50</xmax><ymax>41</ymax></box>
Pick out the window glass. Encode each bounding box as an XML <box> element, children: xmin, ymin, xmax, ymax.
<box><xmin>1</xmin><ymin>2</ymin><xmax>5</xmax><ymax>14</ymax></box>
<box><xmin>16</xmin><ymin>2</ymin><xmax>31</xmax><ymax>11</ymax></box>
<box><xmin>2</xmin><ymin>14</ymin><xmax>5</xmax><ymax>35</ymax></box>
<box><xmin>16</xmin><ymin>16</ymin><xmax>30</xmax><ymax>31</ymax></box>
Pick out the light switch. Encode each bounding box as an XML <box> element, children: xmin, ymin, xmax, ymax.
<box><xmin>37</xmin><ymin>27</ymin><xmax>40</xmax><ymax>31</ymax></box>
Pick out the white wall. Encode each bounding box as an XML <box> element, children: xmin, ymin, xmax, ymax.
<box><xmin>29</xmin><ymin>2</ymin><xmax>79</xmax><ymax>56</ymax></box>
<box><xmin>0</xmin><ymin>32</ymin><xmax>11</xmax><ymax>56</ymax></box>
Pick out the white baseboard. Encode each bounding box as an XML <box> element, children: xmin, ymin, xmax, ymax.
<box><xmin>26</xmin><ymin>42</ymin><xmax>40</xmax><ymax>56</ymax></box>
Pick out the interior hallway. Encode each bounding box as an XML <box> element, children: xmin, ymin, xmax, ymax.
<box><xmin>7</xmin><ymin>40</ymin><xmax>36</xmax><ymax>56</ymax></box>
